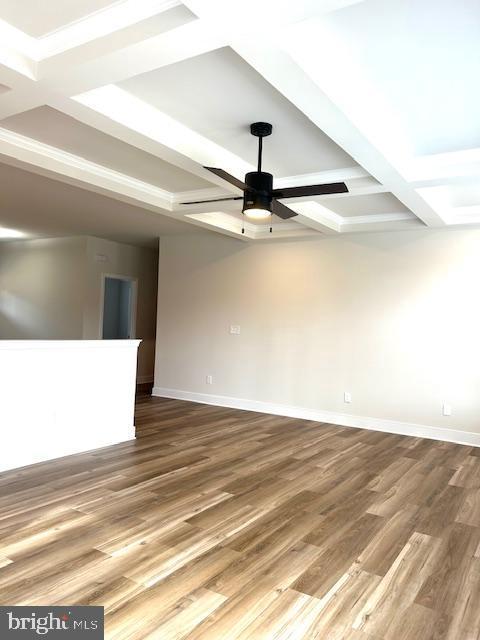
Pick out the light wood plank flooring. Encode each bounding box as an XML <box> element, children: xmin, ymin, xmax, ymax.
<box><xmin>1</xmin><ymin>394</ymin><xmax>480</xmax><ymax>639</ymax></box>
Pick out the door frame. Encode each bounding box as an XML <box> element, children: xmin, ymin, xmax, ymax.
<box><xmin>99</xmin><ymin>273</ymin><xmax>138</xmax><ymax>340</ymax></box>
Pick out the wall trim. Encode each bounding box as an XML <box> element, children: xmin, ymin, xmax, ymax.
<box><xmin>152</xmin><ymin>387</ymin><xmax>480</xmax><ymax>447</ymax></box>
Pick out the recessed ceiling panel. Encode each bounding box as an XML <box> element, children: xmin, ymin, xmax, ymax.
<box><xmin>0</xmin><ymin>0</ymin><xmax>118</xmax><ymax>37</ymax></box>
<box><xmin>119</xmin><ymin>47</ymin><xmax>357</xmax><ymax>178</ymax></box>
<box><xmin>0</xmin><ymin>106</ymin><xmax>211</xmax><ymax>192</ymax></box>
<box><xmin>322</xmin><ymin>0</ymin><xmax>480</xmax><ymax>156</ymax></box>
<box><xmin>318</xmin><ymin>192</ymin><xmax>410</xmax><ymax>218</ymax></box>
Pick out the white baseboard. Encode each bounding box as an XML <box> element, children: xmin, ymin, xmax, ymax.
<box><xmin>152</xmin><ymin>386</ymin><xmax>480</xmax><ymax>447</ymax></box>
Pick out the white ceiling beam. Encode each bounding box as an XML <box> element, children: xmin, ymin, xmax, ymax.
<box><xmin>0</xmin><ymin>56</ymin><xmax>35</xmax><ymax>86</ymax></box>
<box><xmin>0</xmin><ymin>88</ymin><xmax>41</xmax><ymax>120</ymax></box>
<box><xmin>0</xmin><ymin>12</ymin><xmax>225</xmax><ymax>122</ymax></box>
<box><xmin>293</xmin><ymin>213</ymin><xmax>339</xmax><ymax>234</ymax></box>
<box><xmin>231</xmin><ymin>42</ymin><xmax>446</xmax><ymax>228</ymax></box>
<box><xmin>0</xmin><ymin>86</ymin><xmax>58</xmax><ymax>119</ymax></box>
<box><xmin>72</xmin><ymin>85</ymin><xmax>252</xmax><ymax>178</ymax></box>
<box><xmin>36</xmin><ymin>0</ymin><xmax>184</xmax><ymax>61</ymax></box>
<box><xmin>36</xmin><ymin>3</ymin><xmax>192</xmax><ymax>79</ymax></box>
<box><xmin>287</xmin><ymin>201</ymin><xmax>342</xmax><ymax>234</ymax></box>
<box><xmin>0</xmin><ymin>8</ymin><xmax>218</xmax><ymax>122</ymax></box>
<box><xmin>49</xmin><ymin>88</ymin><xmax>253</xmax><ymax>195</ymax></box>
<box><xmin>39</xmin><ymin>19</ymin><xmax>227</xmax><ymax>97</ymax></box>
<box><xmin>0</xmin><ymin>0</ymin><xmax>184</xmax><ymax>62</ymax></box>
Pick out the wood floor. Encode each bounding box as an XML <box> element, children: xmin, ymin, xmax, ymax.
<box><xmin>1</xmin><ymin>395</ymin><xmax>480</xmax><ymax>639</ymax></box>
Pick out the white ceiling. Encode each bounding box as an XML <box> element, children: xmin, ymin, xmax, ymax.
<box><xmin>320</xmin><ymin>0</ymin><xmax>480</xmax><ymax>157</ymax></box>
<box><xmin>0</xmin><ymin>162</ymin><xmax>201</xmax><ymax>246</ymax></box>
<box><xmin>0</xmin><ymin>0</ymin><xmax>118</xmax><ymax>37</ymax></box>
<box><xmin>0</xmin><ymin>0</ymin><xmax>478</xmax><ymax>245</ymax></box>
<box><xmin>120</xmin><ymin>47</ymin><xmax>356</xmax><ymax>177</ymax></box>
<box><xmin>1</xmin><ymin>106</ymin><xmax>211</xmax><ymax>191</ymax></box>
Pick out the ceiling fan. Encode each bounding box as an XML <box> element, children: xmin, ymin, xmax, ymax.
<box><xmin>181</xmin><ymin>122</ymin><xmax>349</xmax><ymax>224</ymax></box>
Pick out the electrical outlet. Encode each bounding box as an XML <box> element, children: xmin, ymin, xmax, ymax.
<box><xmin>230</xmin><ymin>325</ymin><xmax>241</xmax><ymax>335</ymax></box>
<box><xmin>206</xmin><ymin>375</ymin><xmax>213</xmax><ymax>385</ymax></box>
<box><xmin>443</xmin><ymin>403</ymin><xmax>452</xmax><ymax>416</ymax></box>
<box><xmin>344</xmin><ymin>392</ymin><xmax>352</xmax><ymax>403</ymax></box>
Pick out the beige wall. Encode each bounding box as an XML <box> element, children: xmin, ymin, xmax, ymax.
<box><xmin>83</xmin><ymin>236</ymin><xmax>158</xmax><ymax>381</ymax></box>
<box><xmin>154</xmin><ymin>228</ymin><xmax>480</xmax><ymax>436</ymax></box>
<box><xmin>0</xmin><ymin>237</ymin><xmax>87</xmax><ymax>339</ymax></box>
<box><xmin>0</xmin><ymin>235</ymin><xmax>158</xmax><ymax>381</ymax></box>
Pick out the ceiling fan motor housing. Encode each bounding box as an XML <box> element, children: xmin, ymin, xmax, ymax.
<box><xmin>243</xmin><ymin>171</ymin><xmax>273</xmax><ymax>213</ymax></box>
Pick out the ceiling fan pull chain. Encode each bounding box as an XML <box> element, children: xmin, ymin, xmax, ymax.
<box><xmin>270</xmin><ymin>212</ymin><xmax>272</xmax><ymax>234</ymax></box>
<box><xmin>242</xmin><ymin>210</ymin><xmax>245</xmax><ymax>235</ymax></box>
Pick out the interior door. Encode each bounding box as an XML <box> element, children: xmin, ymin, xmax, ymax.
<box><xmin>102</xmin><ymin>277</ymin><xmax>134</xmax><ymax>339</ymax></box>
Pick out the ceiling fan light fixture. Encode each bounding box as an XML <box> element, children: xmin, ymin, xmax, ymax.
<box><xmin>244</xmin><ymin>207</ymin><xmax>271</xmax><ymax>220</ymax></box>
<box><xmin>242</xmin><ymin>170</ymin><xmax>273</xmax><ymax>219</ymax></box>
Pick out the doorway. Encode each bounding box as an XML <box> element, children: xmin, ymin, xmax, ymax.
<box><xmin>101</xmin><ymin>276</ymin><xmax>136</xmax><ymax>339</ymax></box>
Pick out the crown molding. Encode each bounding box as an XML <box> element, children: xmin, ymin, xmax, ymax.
<box><xmin>0</xmin><ymin>127</ymin><xmax>174</xmax><ymax>208</ymax></box>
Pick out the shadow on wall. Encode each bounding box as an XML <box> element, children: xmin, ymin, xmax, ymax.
<box><xmin>0</xmin><ymin>291</ymin><xmax>45</xmax><ymax>336</ymax></box>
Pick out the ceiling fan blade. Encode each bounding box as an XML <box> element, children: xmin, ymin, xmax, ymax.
<box><xmin>204</xmin><ymin>167</ymin><xmax>248</xmax><ymax>191</ymax></box>
<box><xmin>271</xmin><ymin>182</ymin><xmax>348</xmax><ymax>199</ymax></box>
<box><xmin>180</xmin><ymin>196</ymin><xmax>243</xmax><ymax>205</ymax></box>
<box><xmin>272</xmin><ymin>199</ymin><xmax>298</xmax><ymax>220</ymax></box>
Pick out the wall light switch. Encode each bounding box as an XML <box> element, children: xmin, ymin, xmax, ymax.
<box><xmin>443</xmin><ymin>403</ymin><xmax>452</xmax><ymax>416</ymax></box>
<box><xmin>206</xmin><ymin>375</ymin><xmax>213</xmax><ymax>385</ymax></box>
<box><xmin>344</xmin><ymin>392</ymin><xmax>352</xmax><ymax>403</ymax></box>
<box><xmin>230</xmin><ymin>325</ymin><xmax>241</xmax><ymax>335</ymax></box>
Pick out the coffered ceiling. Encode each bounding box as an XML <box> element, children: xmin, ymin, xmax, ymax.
<box><xmin>0</xmin><ymin>0</ymin><xmax>478</xmax><ymax>243</ymax></box>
